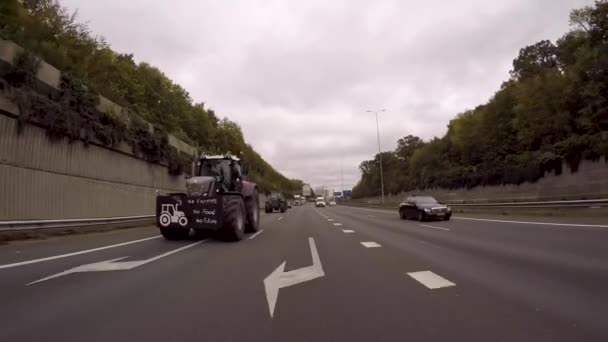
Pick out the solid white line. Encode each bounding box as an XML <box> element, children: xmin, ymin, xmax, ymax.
<box><xmin>419</xmin><ymin>224</ymin><xmax>451</xmax><ymax>231</ymax></box>
<box><xmin>360</xmin><ymin>241</ymin><xmax>382</xmax><ymax>248</ymax></box>
<box><xmin>342</xmin><ymin>229</ymin><xmax>355</xmax><ymax>233</ymax></box>
<box><xmin>453</xmin><ymin>216</ymin><xmax>608</xmax><ymax>228</ymax></box>
<box><xmin>277</xmin><ymin>216</ymin><xmax>283</xmax><ymax>221</ymax></box>
<box><xmin>249</xmin><ymin>230</ymin><xmax>264</xmax><ymax>240</ymax></box>
<box><xmin>0</xmin><ymin>235</ymin><xmax>162</xmax><ymax>270</ymax></box>
<box><xmin>407</xmin><ymin>271</ymin><xmax>455</xmax><ymax>289</ymax></box>
<box><xmin>332</xmin><ymin>223</ymin><xmax>343</xmax><ymax>226</ymax></box>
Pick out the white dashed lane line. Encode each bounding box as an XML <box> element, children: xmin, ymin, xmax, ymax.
<box><xmin>248</xmin><ymin>230</ymin><xmax>264</xmax><ymax>240</ymax></box>
<box><xmin>327</xmin><ymin>219</ymin><xmax>335</xmax><ymax>221</ymax></box>
<box><xmin>342</xmin><ymin>229</ymin><xmax>355</xmax><ymax>233</ymax></box>
<box><xmin>407</xmin><ymin>271</ymin><xmax>456</xmax><ymax>289</ymax></box>
<box><xmin>277</xmin><ymin>216</ymin><xmax>283</xmax><ymax>221</ymax></box>
<box><xmin>360</xmin><ymin>241</ymin><xmax>382</xmax><ymax>248</ymax></box>
<box><xmin>332</xmin><ymin>223</ymin><xmax>343</xmax><ymax>226</ymax></box>
<box><xmin>418</xmin><ymin>224</ymin><xmax>451</xmax><ymax>231</ymax></box>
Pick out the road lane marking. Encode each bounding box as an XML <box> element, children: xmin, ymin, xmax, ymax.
<box><xmin>0</xmin><ymin>235</ymin><xmax>162</xmax><ymax>270</ymax></box>
<box><xmin>327</xmin><ymin>219</ymin><xmax>334</xmax><ymax>221</ymax></box>
<box><xmin>249</xmin><ymin>230</ymin><xmax>264</xmax><ymax>240</ymax></box>
<box><xmin>361</xmin><ymin>241</ymin><xmax>382</xmax><ymax>248</ymax></box>
<box><xmin>342</xmin><ymin>229</ymin><xmax>355</xmax><ymax>233</ymax></box>
<box><xmin>419</xmin><ymin>224</ymin><xmax>451</xmax><ymax>231</ymax></box>
<box><xmin>28</xmin><ymin>240</ymin><xmax>207</xmax><ymax>285</ymax></box>
<box><xmin>277</xmin><ymin>216</ymin><xmax>283</xmax><ymax>221</ymax></box>
<box><xmin>264</xmin><ymin>237</ymin><xmax>324</xmax><ymax>318</ymax></box>
<box><xmin>407</xmin><ymin>271</ymin><xmax>455</xmax><ymax>289</ymax></box>
<box><xmin>453</xmin><ymin>216</ymin><xmax>608</xmax><ymax>228</ymax></box>
<box><xmin>332</xmin><ymin>223</ymin><xmax>343</xmax><ymax>226</ymax></box>
<box><xmin>343</xmin><ymin>206</ymin><xmax>394</xmax><ymax>214</ymax></box>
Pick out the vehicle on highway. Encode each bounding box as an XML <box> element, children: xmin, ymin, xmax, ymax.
<box><xmin>329</xmin><ymin>200</ymin><xmax>337</xmax><ymax>206</ymax></box>
<box><xmin>315</xmin><ymin>196</ymin><xmax>326</xmax><ymax>207</ymax></box>
<box><xmin>265</xmin><ymin>192</ymin><xmax>288</xmax><ymax>213</ymax></box>
<box><xmin>398</xmin><ymin>196</ymin><xmax>451</xmax><ymax>221</ymax></box>
<box><xmin>156</xmin><ymin>154</ymin><xmax>260</xmax><ymax>241</ymax></box>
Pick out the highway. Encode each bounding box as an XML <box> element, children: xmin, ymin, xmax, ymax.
<box><xmin>1</xmin><ymin>204</ymin><xmax>607</xmax><ymax>341</ymax></box>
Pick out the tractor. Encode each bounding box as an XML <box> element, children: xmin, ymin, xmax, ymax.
<box><xmin>156</xmin><ymin>153</ymin><xmax>260</xmax><ymax>241</ymax></box>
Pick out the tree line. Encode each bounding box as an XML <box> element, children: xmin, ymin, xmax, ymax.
<box><xmin>353</xmin><ymin>1</ymin><xmax>608</xmax><ymax>198</ymax></box>
<box><xmin>0</xmin><ymin>0</ymin><xmax>302</xmax><ymax>194</ymax></box>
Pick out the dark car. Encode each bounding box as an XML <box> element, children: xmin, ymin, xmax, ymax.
<box><xmin>398</xmin><ymin>196</ymin><xmax>451</xmax><ymax>221</ymax></box>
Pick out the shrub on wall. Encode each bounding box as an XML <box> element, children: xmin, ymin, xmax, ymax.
<box><xmin>1</xmin><ymin>50</ymin><xmax>189</xmax><ymax>176</ymax></box>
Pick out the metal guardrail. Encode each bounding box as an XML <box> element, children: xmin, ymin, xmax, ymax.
<box><xmin>447</xmin><ymin>199</ymin><xmax>608</xmax><ymax>208</ymax></box>
<box><xmin>0</xmin><ymin>215</ymin><xmax>155</xmax><ymax>232</ymax></box>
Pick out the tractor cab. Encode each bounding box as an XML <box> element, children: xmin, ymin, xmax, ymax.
<box><xmin>187</xmin><ymin>154</ymin><xmax>249</xmax><ymax>196</ymax></box>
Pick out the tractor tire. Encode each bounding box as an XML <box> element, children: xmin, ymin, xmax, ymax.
<box><xmin>280</xmin><ymin>205</ymin><xmax>286</xmax><ymax>213</ymax></box>
<box><xmin>399</xmin><ymin>209</ymin><xmax>406</xmax><ymax>220</ymax></box>
<box><xmin>178</xmin><ymin>216</ymin><xmax>188</xmax><ymax>226</ymax></box>
<box><xmin>161</xmin><ymin>228</ymin><xmax>189</xmax><ymax>240</ymax></box>
<box><xmin>219</xmin><ymin>195</ymin><xmax>246</xmax><ymax>241</ymax></box>
<box><xmin>159</xmin><ymin>213</ymin><xmax>171</xmax><ymax>227</ymax></box>
<box><xmin>245</xmin><ymin>189</ymin><xmax>260</xmax><ymax>233</ymax></box>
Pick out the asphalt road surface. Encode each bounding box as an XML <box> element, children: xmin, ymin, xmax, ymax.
<box><xmin>1</xmin><ymin>204</ymin><xmax>607</xmax><ymax>341</ymax></box>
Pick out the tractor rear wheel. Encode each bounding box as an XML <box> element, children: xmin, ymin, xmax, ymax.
<box><xmin>245</xmin><ymin>189</ymin><xmax>260</xmax><ymax>233</ymax></box>
<box><xmin>219</xmin><ymin>195</ymin><xmax>246</xmax><ymax>241</ymax></box>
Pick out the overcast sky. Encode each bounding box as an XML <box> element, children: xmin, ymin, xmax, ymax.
<box><xmin>62</xmin><ymin>0</ymin><xmax>592</xmax><ymax>190</ymax></box>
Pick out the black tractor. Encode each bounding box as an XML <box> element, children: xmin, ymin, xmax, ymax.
<box><xmin>156</xmin><ymin>154</ymin><xmax>260</xmax><ymax>241</ymax></box>
<box><xmin>265</xmin><ymin>192</ymin><xmax>287</xmax><ymax>213</ymax></box>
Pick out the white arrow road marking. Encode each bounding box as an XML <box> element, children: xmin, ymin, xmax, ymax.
<box><xmin>407</xmin><ymin>271</ymin><xmax>455</xmax><ymax>289</ymax></box>
<box><xmin>27</xmin><ymin>240</ymin><xmax>206</xmax><ymax>285</ymax></box>
<box><xmin>264</xmin><ymin>237</ymin><xmax>324</xmax><ymax>318</ymax></box>
<box><xmin>0</xmin><ymin>235</ymin><xmax>161</xmax><ymax>270</ymax></box>
<box><xmin>361</xmin><ymin>241</ymin><xmax>382</xmax><ymax>248</ymax></box>
<box><xmin>249</xmin><ymin>230</ymin><xmax>264</xmax><ymax>240</ymax></box>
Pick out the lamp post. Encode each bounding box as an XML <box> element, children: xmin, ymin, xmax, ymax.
<box><xmin>366</xmin><ymin>109</ymin><xmax>386</xmax><ymax>204</ymax></box>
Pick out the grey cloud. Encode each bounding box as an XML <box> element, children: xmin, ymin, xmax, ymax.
<box><xmin>60</xmin><ymin>0</ymin><xmax>594</xmax><ymax>188</ymax></box>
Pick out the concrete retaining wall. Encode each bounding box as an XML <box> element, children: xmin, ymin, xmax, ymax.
<box><xmin>358</xmin><ymin>158</ymin><xmax>608</xmax><ymax>205</ymax></box>
<box><xmin>0</xmin><ymin>110</ymin><xmax>187</xmax><ymax>220</ymax></box>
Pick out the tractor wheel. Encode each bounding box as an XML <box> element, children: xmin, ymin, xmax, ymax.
<box><xmin>219</xmin><ymin>195</ymin><xmax>246</xmax><ymax>241</ymax></box>
<box><xmin>245</xmin><ymin>189</ymin><xmax>260</xmax><ymax>233</ymax></box>
<box><xmin>178</xmin><ymin>216</ymin><xmax>188</xmax><ymax>226</ymax></box>
<box><xmin>159</xmin><ymin>213</ymin><xmax>171</xmax><ymax>227</ymax></box>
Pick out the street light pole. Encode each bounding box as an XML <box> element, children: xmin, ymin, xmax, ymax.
<box><xmin>367</xmin><ymin>109</ymin><xmax>386</xmax><ymax>204</ymax></box>
<box><xmin>340</xmin><ymin>158</ymin><xmax>344</xmax><ymax>198</ymax></box>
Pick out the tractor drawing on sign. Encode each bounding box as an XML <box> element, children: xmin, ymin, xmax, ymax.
<box><xmin>158</xmin><ymin>204</ymin><xmax>188</xmax><ymax>227</ymax></box>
